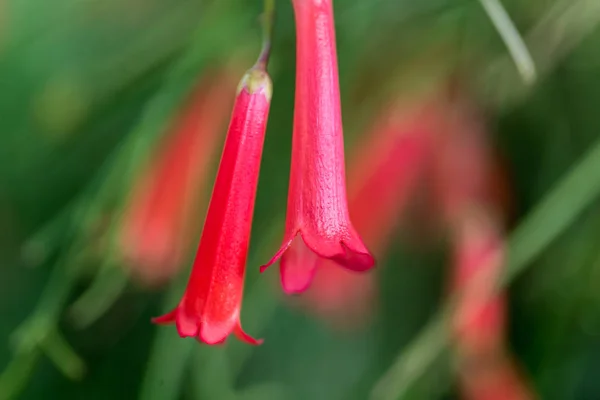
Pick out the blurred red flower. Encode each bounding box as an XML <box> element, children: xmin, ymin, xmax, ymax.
<box><xmin>118</xmin><ymin>68</ymin><xmax>237</xmax><ymax>286</ymax></box>
<box><xmin>435</xmin><ymin>95</ymin><xmax>535</xmax><ymax>400</ymax></box>
<box><xmin>299</xmin><ymin>101</ymin><xmax>434</xmax><ymax>327</ymax></box>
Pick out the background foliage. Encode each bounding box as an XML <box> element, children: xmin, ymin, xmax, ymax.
<box><xmin>1</xmin><ymin>0</ymin><xmax>600</xmax><ymax>399</ymax></box>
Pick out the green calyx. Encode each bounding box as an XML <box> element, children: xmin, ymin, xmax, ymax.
<box><xmin>237</xmin><ymin>68</ymin><xmax>273</xmax><ymax>100</ymax></box>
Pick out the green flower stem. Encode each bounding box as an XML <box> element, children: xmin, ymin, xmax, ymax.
<box><xmin>0</xmin><ymin>121</ymin><xmax>147</xmax><ymax>395</ymax></box>
<box><xmin>16</xmin><ymin>253</ymin><xmax>78</xmax><ymax>335</ymax></box>
<box><xmin>69</xmin><ymin>260</ymin><xmax>129</xmax><ymax>329</ymax></box>
<box><xmin>20</xmin><ymin>205</ymin><xmax>76</xmax><ymax>268</ymax></box>
<box><xmin>0</xmin><ymin>350</ymin><xmax>40</xmax><ymax>400</ymax></box>
<box><xmin>478</xmin><ymin>0</ymin><xmax>536</xmax><ymax>84</ymax></box>
<box><xmin>370</xmin><ymin>133</ymin><xmax>600</xmax><ymax>400</ymax></box>
<box><xmin>484</xmin><ymin>0</ymin><xmax>600</xmax><ymax>106</ymax></box>
<box><xmin>19</xmin><ymin>127</ymin><xmax>133</xmax><ymax>269</ymax></box>
<box><xmin>40</xmin><ymin>328</ymin><xmax>86</xmax><ymax>380</ymax></box>
<box><xmin>256</xmin><ymin>0</ymin><xmax>276</xmax><ymax>70</ymax></box>
<box><xmin>0</xmin><ymin>251</ymin><xmax>85</xmax><ymax>399</ymax></box>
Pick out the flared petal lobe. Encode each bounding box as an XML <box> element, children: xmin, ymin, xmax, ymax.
<box><xmin>262</xmin><ymin>0</ymin><xmax>374</xmax><ymax>293</ymax></box>
<box><xmin>152</xmin><ymin>68</ymin><xmax>272</xmax><ymax>345</ymax></box>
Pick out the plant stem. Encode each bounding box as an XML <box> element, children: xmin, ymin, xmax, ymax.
<box><xmin>256</xmin><ymin>0</ymin><xmax>276</xmax><ymax>70</ymax></box>
<box><xmin>478</xmin><ymin>0</ymin><xmax>536</xmax><ymax>84</ymax></box>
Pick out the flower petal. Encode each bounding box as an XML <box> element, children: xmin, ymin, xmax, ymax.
<box><xmin>151</xmin><ymin>309</ymin><xmax>177</xmax><ymax>325</ymax></box>
<box><xmin>199</xmin><ymin>320</ymin><xmax>235</xmax><ymax>345</ymax></box>
<box><xmin>175</xmin><ymin>308</ymin><xmax>200</xmax><ymax>338</ymax></box>
<box><xmin>280</xmin><ymin>235</ymin><xmax>320</xmax><ymax>294</ymax></box>
<box><xmin>233</xmin><ymin>323</ymin><xmax>263</xmax><ymax>346</ymax></box>
<box><xmin>331</xmin><ymin>240</ymin><xmax>375</xmax><ymax>272</ymax></box>
<box><xmin>259</xmin><ymin>235</ymin><xmax>295</xmax><ymax>273</ymax></box>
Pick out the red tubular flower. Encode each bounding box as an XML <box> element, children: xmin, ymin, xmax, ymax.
<box><xmin>261</xmin><ymin>0</ymin><xmax>375</xmax><ymax>294</ymax></box>
<box><xmin>437</xmin><ymin>96</ymin><xmax>535</xmax><ymax>399</ymax></box>
<box><xmin>432</xmin><ymin>105</ymin><xmax>492</xmax><ymax>223</ymax></box>
<box><xmin>152</xmin><ymin>67</ymin><xmax>272</xmax><ymax>345</ymax></box>
<box><xmin>345</xmin><ymin>103</ymin><xmax>436</xmax><ymax>254</ymax></box>
<box><xmin>451</xmin><ymin>213</ymin><xmax>535</xmax><ymax>400</ymax></box>
<box><xmin>435</xmin><ymin>100</ymin><xmax>508</xmax><ymax>352</ymax></box>
<box><xmin>460</xmin><ymin>354</ymin><xmax>535</xmax><ymax>400</ymax></box>
<box><xmin>299</xmin><ymin>103</ymin><xmax>433</xmax><ymax>326</ymax></box>
<box><xmin>450</xmin><ymin>212</ymin><xmax>506</xmax><ymax>355</ymax></box>
<box><xmin>119</xmin><ymin>69</ymin><xmax>237</xmax><ymax>285</ymax></box>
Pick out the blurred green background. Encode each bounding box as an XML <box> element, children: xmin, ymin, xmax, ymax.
<box><xmin>2</xmin><ymin>0</ymin><xmax>600</xmax><ymax>399</ymax></box>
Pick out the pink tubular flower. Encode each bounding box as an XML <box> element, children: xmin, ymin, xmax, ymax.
<box><xmin>429</xmin><ymin>95</ymin><xmax>515</xmax><ymax>226</ymax></box>
<box><xmin>261</xmin><ymin>0</ymin><xmax>375</xmax><ymax>294</ymax></box>
<box><xmin>436</xmin><ymin>96</ymin><xmax>535</xmax><ymax>399</ymax></box>
<box><xmin>152</xmin><ymin>67</ymin><xmax>272</xmax><ymax>345</ymax></box>
<box><xmin>119</xmin><ymin>69</ymin><xmax>237</xmax><ymax>286</ymax></box>
<box><xmin>451</xmin><ymin>213</ymin><xmax>535</xmax><ymax>400</ymax></box>
<box><xmin>459</xmin><ymin>352</ymin><xmax>535</xmax><ymax>400</ymax></box>
<box><xmin>344</xmin><ymin>103</ymin><xmax>436</xmax><ymax>253</ymax></box>
<box><xmin>299</xmin><ymin>103</ymin><xmax>433</xmax><ymax>326</ymax></box>
<box><xmin>434</xmin><ymin>98</ymin><xmax>508</xmax><ymax>353</ymax></box>
<box><xmin>450</xmin><ymin>211</ymin><xmax>506</xmax><ymax>355</ymax></box>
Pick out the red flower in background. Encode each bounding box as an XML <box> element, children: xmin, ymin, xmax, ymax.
<box><xmin>119</xmin><ymin>68</ymin><xmax>238</xmax><ymax>286</ymax></box>
<box><xmin>459</xmin><ymin>353</ymin><xmax>534</xmax><ymax>400</ymax></box>
<box><xmin>261</xmin><ymin>0</ymin><xmax>374</xmax><ymax>294</ymax></box>
<box><xmin>431</xmin><ymin>102</ymin><xmax>492</xmax><ymax>223</ymax></box>
<box><xmin>434</xmin><ymin>95</ymin><xmax>535</xmax><ymax>399</ymax></box>
<box><xmin>153</xmin><ymin>67</ymin><xmax>272</xmax><ymax>345</ymax></box>
<box><xmin>299</xmin><ymin>102</ymin><xmax>434</xmax><ymax>327</ymax></box>
<box><xmin>450</xmin><ymin>211</ymin><xmax>506</xmax><ymax>355</ymax></box>
<box><xmin>450</xmin><ymin>212</ymin><xmax>534</xmax><ymax>400</ymax></box>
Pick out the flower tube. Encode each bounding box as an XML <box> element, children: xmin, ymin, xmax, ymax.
<box><xmin>261</xmin><ymin>0</ymin><xmax>374</xmax><ymax>294</ymax></box>
<box><xmin>153</xmin><ymin>67</ymin><xmax>272</xmax><ymax>345</ymax></box>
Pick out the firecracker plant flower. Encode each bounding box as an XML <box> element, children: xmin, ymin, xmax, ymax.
<box><xmin>261</xmin><ymin>0</ymin><xmax>375</xmax><ymax>294</ymax></box>
<box><xmin>152</xmin><ymin>66</ymin><xmax>272</xmax><ymax>345</ymax></box>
